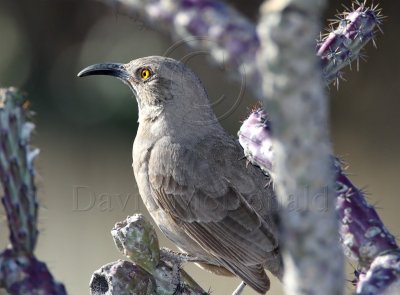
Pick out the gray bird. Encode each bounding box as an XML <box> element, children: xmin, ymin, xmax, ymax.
<box><xmin>78</xmin><ymin>56</ymin><xmax>282</xmax><ymax>294</ymax></box>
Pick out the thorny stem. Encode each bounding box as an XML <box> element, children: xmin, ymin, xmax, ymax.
<box><xmin>238</xmin><ymin>108</ymin><xmax>400</xmax><ymax>294</ymax></box>
<box><xmin>317</xmin><ymin>0</ymin><xmax>384</xmax><ymax>85</ymax></box>
<box><xmin>257</xmin><ymin>0</ymin><xmax>344</xmax><ymax>294</ymax></box>
<box><xmin>99</xmin><ymin>0</ymin><xmax>382</xmax><ymax>94</ymax></box>
<box><xmin>0</xmin><ymin>88</ymin><xmax>66</xmax><ymax>295</ymax></box>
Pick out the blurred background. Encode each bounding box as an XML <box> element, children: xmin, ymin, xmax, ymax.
<box><xmin>0</xmin><ymin>0</ymin><xmax>399</xmax><ymax>294</ymax></box>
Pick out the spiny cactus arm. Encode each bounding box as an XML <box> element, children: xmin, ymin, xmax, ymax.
<box><xmin>0</xmin><ymin>88</ymin><xmax>67</xmax><ymax>295</ymax></box>
<box><xmin>335</xmin><ymin>161</ymin><xmax>400</xmax><ymax>293</ymax></box>
<box><xmin>317</xmin><ymin>1</ymin><xmax>384</xmax><ymax>84</ymax></box>
<box><xmin>0</xmin><ymin>88</ymin><xmax>38</xmax><ymax>254</ymax></box>
<box><xmin>238</xmin><ymin>108</ymin><xmax>400</xmax><ymax>293</ymax></box>
<box><xmin>256</xmin><ymin>1</ymin><xmax>344</xmax><ymax>294</ymax></box>
<box><xmin>98</xmin><ymin>0</ymin><xmax>381</xmax><ymax>92</ymax></box>
<box><xmin>334</xmin><ymin>160</ymin><xmax>398</xmax><ymax>268</ymax></box>
<box><xmin>90</xmin><ymin>214</ymin><xmax>208</xmax><ymax>295</ymax></box>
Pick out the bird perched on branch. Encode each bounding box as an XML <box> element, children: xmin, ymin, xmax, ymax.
<box><xmin>78</xmin><ymin>56</ymin><xmax>282</xmax><ymax>294</ymax></box>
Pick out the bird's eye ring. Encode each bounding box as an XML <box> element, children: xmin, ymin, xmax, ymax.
<box><xmin>140</xmin><ymin>68</ymin><xmax>152</xmax><ymax>80</ymax></box>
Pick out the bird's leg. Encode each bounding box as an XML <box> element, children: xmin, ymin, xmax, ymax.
<box><xmin>232</xmin><ymin>281</ymin><xmax>246</xmax><ymax>295</ymax></box>
<box><xmin>160</xmin><ymin>248</ymin><xmax>205</xmax><ymax>293</ymax></box>
<box><xmin>160</xmin><ymin>247</ymin><xmax>203</xmax><ymax>264</ymax></box>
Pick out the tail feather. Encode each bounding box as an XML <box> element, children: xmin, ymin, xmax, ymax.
<box><xmin>265</xmin><ymin>247</ymin><xmax>284</xmax><ymax>281</ymax></box>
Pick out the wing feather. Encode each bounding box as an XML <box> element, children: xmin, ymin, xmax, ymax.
<box><xmin>148</xmin><ymin>139</ymin><xmax>278</xmax><ymax>293</ymax></box>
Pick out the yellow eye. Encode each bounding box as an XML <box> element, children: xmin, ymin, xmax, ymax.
<box><xmin>140</xmin><ymin>68</ymin><xmax>151</xmax><ymax>80</ymax></box>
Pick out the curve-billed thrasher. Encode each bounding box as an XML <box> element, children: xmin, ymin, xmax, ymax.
<box><xmin>78</xmin><ymin>56</ymin><xmax>282</xmax><ymax>294</ymax></box>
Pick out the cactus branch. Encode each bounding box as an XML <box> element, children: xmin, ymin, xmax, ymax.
<box><xmin>90</xmin><ymin>260</ymin><xmax>156</xmax><ymax>295</ymax></box>
<box><xmin>0</xmin><ymin>88</ymin><xmax>66</xmax><ymax>295</ymax></box>
<box><xmin>90</xmin><ymin>214</ymin><xmax>208</xmax><ymax>295</ymax></box>
<box><xmin>334</xmin><ymin>160</ymin><xmax>398</xmax><ymax>268</ymax></box>
<box><xmin>0</xmin><ymin>88</ymin><xmax>38</xmax><ymax>254</ymax></box>
<box><xmin>256</xmin><ymin>1</ymin><xmax>344</xmax><ymax>294</ymax></box>
<box><xmin>317</xmin><ymin>1</ymin><xmax>384</xmax><ymax>84</ymax></box>
<box><xmin>238</xmin><ymin>108</ymin><xmax>400</xmax><ymax>294</ymax></box>
<box><xmin>335</xmin><ymin>160</ymin><xmax>400</xmax><ymax>293</ymax></box>
<box><xmin>98</xmin><ymin>0</ymin><xmax>382</xmax><ymax>94</ymax></box>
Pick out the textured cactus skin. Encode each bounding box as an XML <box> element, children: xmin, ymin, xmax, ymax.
<box><xmin>334</xmin><ymin>160</ymin><xmax>398</xmax><ymax>268</ymax></box>
<box><xmin>335</xmin><ymin>160</ymin><xmax>400</xmax><ymax>294</ymax></box>
<box><xmin>105</xmin><ymin>0</ymin><xmax>382</xmax><ymax>91</ymax></box>
<box><xmin>317</xmin><ymin>1</ymin><xmax>384</xmax><ymax>84</ymax></box>
<box><xmin>238</xmin><ymin>108</ymin><xmax>400</xmax><ymax>294</ymax></box>
<box><xmin>91</xmin><ymin>214</ymin><xmax>208</xmax><ymax>295</ymax></box>
<box><xmin>0</xmin><ymin>88</ymin><xmax>66</xmax><ymax>294</ymax></box>
<box><xmin>112</xmin><ymin>214</ymin><xmax>160</xmax><ymax>273</ymax></box>
<box><xmin>90</xmin><ymin>260</ymin><xmax>156</xmax><ymax>295</ymax></box>
<box><xmin>0</xmin><ymin>88</ymin><xmax>38</xmax><ymax>254</ymax></box>
<box><xmin>357</xmin><ymin>249</ymin><xmax>400</xmax><ymax>295</ymax></box>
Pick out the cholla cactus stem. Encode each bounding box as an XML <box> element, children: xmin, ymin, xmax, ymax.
<box><xmin>238</xmin><ymin>108</ymin><xmax>400</xmax><ymax>293</ymax></box>
<box><xmin>317</xmin><ymin>1</ymin><xmax>384</xmax><ymax>84</ymax></box>
<box><xmin>0</xmin><ymin>88</ymin><xmax>66</xmax><ymax>295</ymax></box>
<box><xmin>0</xmin><ymin>88</ymin><xmax>38</xmax><ymax>254</ymax></box>
<box><xmin>101</xmin><ymin>0</ymin><xmax>382</xmax><ymax>93</ymax></box>
<box><xmin>91</xmin><ymin>214</ymin><xmax>208</xmax><ymax>295</ymax></box>
<box><xmin>334</xmin><ymin>160</ymin><xmax>398</xmax><ymax>268</ymax></box>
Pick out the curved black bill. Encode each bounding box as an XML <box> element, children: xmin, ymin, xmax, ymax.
<box><xmin>77</xmin><ymin>63</ymin><xmax>129</xmax><ymax>80</ymax></box>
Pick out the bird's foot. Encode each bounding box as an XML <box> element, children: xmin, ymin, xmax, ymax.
<box><xmin>160</xmin><ymin>247</ymin><xmax>202</xmax><ymax>264</ymax></box>
<box><xmin>232</xmin><ymin>281</ymin><xmax>246</xmax><ymax>295</ymax></box>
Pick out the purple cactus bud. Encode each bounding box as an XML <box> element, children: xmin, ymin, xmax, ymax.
<box><xmin>317</xmin><ymin>1</ymin><xmax>384</xmax><ymax>84</ymax></box>
<box><xmin>238</xmin><ymin>108</ymin><xmax>273</xmax><ymax>173</ymax></box>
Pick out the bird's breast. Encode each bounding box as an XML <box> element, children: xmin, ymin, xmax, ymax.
<box><xmin>132</xmin><ymin>135</ymin><xmax>218</xmax><ymax>262</ymax></box>
<box><xmin>132</xmin><ymin>137</ymin><xmax>158</xmax><ymax>212</ymax></box>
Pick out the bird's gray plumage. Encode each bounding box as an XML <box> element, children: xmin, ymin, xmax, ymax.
<box><xmin>78</xmin><ymin>56</ymin><xmax>282</xmax><ymax>294</ymax></box>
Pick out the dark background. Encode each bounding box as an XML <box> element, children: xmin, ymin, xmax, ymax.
<box><xmin>0</xmin><ymin>1</ymin><xmax>399</xmax><ymax>294</ymax></box>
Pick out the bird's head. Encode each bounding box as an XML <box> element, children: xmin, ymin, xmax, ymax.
<box><xmin>78</xmin><ymin>56</ymin><xmax>217</xmax><ymax>125</ymax></box>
